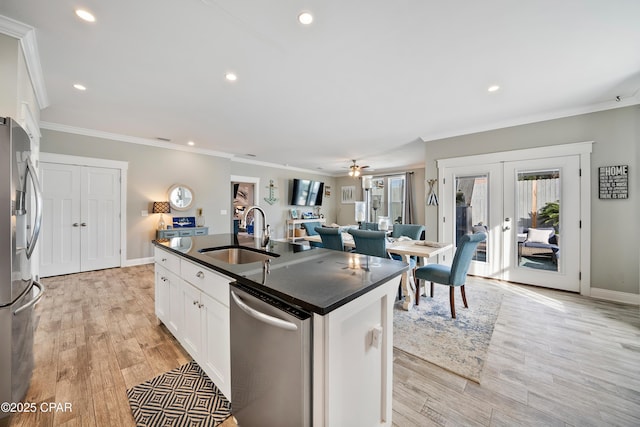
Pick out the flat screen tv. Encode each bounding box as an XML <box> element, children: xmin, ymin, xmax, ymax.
<box><xmin>290</xmin><ymin>179</ymin><xmax>324</xmax><ymax>206</ymax></box>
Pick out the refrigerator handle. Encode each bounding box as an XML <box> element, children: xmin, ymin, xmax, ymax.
<box><xmin>25</xmin><ymin>156</ymin><xmax>43</xmax><ymax>259</ymax></box>
<box><xmin>13</xmin><ymin>281</ymin><xmax>45</xmax><ymax>316</ymax></box>
<box><xmin>231</xmin><ymin>290</ymin><xmax>298</xmax><ymax>331</ymax></box>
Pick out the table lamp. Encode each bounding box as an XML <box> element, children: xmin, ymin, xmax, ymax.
<box><xmin>152</xmin><ymin>201</ymin><xmax>171</xmax><ymax>230</ymax></box>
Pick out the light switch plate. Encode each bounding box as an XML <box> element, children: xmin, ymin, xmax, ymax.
<box><xmin>220</xmin><ymin>209</ymin><xmax>228</xmax><ymax>215</ymax></box>
<box><xmin>141</xmin><ymin>210</ymin><xmax>148</xmax><ymax>217</ymax></box>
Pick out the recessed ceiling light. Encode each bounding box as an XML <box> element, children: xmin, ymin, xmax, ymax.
<box><xmin>187</xmin><ymin>141</ymin><xmax>195</xmax><ymax>146</ymax></box>
<box><xmin>487</xmin><ymin>85</ymin><xmax>500</xmax><ymax>92</ymax></box>
<box><xmin>225</xmin><ymin>73</ymin><xmax>237</xmax><ymax>82</ymax></box>
<box><xmin>73</xmin><ymin>83</ymin><xmax>87</xmax><ymax>91</ymax></box>
<box><xmin>298</xmin><ymin>11</ymin><xmax>313</xmax><ymax>25</ymax></box>
<box><xmin>75</xmin><ymin>9</ymin><xmax>96</xmax><ymax>23</ymax></box>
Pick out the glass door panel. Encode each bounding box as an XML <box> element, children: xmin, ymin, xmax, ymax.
<box><xmin>455</xmin><ymin>175</ymin><xmax>489</xmax><ymax>263</ymax></box>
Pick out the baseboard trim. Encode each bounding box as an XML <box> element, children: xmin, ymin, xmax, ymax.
<box><xmin>124</xmin><ymin>257</ymin><xmax>154</xmax><ymax>267</ymax></box>
<box><xmin>590</xmin><ymin>287</ymin><xmax>640</xmax><ymax>306</ymax></box>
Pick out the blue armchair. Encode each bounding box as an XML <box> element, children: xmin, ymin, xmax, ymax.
<box><xmin>414</xmin><ymin>232</ymin><xmax>487</xmax><ymax>318</ymax></box>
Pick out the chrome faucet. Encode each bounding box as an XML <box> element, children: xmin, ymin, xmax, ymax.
<box><xmin>244</xmin><ymin>206</ymin><xmax>270</xmax><ymax>248</ymax></box>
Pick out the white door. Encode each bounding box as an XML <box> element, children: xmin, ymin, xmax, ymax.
<box><xmin>503</xmin><ymin>156</ymin><xmax>581</xmax><ymax>291</ymax></box>
<box><xmin>81</xmin><ymin>167</ymin><xmax>121</xmax><ymax>271</ymax></box>
<box><xmin>40</xmin><ymin>163</ymin><xmax>121</xmax><ymax>277</ymax></box>
<box><xmin>40</xmin><ymin>163</ymin><xmax>81</xmax><ymax>276</ymax></box>
<box><xmin>441</xmin><ymin>155</ymin><xmax>582</xmax><ymax>292</ymax></box>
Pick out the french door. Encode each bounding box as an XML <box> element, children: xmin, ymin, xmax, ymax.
<box><xmin>440</xmin><ymin>153</ymin><xmax>583</xmax><ymax>292</ymax></box>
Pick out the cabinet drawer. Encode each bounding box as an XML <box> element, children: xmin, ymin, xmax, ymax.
<box><xmin>179</xmin><ymin>229</ymin><xmax>194</xmax><ymax>237</ymax></box>
<box><xmin>194</xmin><ymin>229</ymin><xmax>208</xmax><ymax>236</ymax></box>
<box><xmin>181</xmin><ymin>260</ymin><xmax>230</xmax><ymax>306</ymax></box>
<box><xmin>161</xmin><ymin>230</ymin><xmax>180</xmax><ymax>238</ymax></box>
<box><xmin>154</xmin><ymin>247</ymin><xmax>180</xmax><ymax>272</ymax></box>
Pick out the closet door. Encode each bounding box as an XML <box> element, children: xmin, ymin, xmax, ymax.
<box><xmin>40</xmin><ymin>163</ymin><xmax>81</xmax><ymax>277</ymax></box>
<box><xmin>80</xmin><ymin>167</ymin><xmax>121</xmax><ymax>271</ymax></box>
<box><xmin>40</xmin><ymin>163</ymin><xmax>121</xmax><ymax>277</ymax></box>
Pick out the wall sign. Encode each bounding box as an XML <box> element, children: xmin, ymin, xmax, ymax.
<box><xmin>599</xmin><ymin>165</ymin><xmax>628</xmax><ymax>199</ymax></box>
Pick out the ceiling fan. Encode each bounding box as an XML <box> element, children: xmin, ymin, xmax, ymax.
<box><xmin>348</xmin><ymin>159</ymin><xmax>369</xmax><ymax>177</ymax></box>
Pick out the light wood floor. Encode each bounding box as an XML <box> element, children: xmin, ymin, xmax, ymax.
<box><xmin>7</xmin><ymin>266</ymin><xmax>640</xmax><ymax>426</ymax></box>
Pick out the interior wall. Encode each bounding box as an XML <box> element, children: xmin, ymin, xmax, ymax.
<box><xmin>41</xmin><ymin>129</ymin><xmax>231</xmax><ymax>261</ymax></box>
<box><xmin>335</xmin><ymin>168</ymin><xmax>426</xmax><ymax>228</ymax></box>
<box><xmin>229</xmin><ymin>160</ymin><xmax>336</xmax><ymax>240</ymax></box>
<box><xmin>424</xmin><ymin>105</ymin><xmax>640</xmax><ymax>296</ymax></box>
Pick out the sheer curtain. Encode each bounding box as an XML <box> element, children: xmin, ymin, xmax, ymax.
<box><xmin>404</xmin><ymin>172</ymin><xmax>414</xmax><ymax>224</ymax></box>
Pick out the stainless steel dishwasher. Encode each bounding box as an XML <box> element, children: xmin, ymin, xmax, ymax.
<box><xmin>230</xmin><ymin>282</ymin><xmax>311</xmax><ymax>427</ymax></box>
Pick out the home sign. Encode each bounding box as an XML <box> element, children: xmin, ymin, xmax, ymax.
<box><xmin>599</xmin><ymin>165</ymin><xmax>628</xmax><ymax>199</ymax></box>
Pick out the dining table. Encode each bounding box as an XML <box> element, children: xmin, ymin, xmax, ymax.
<box><xmin>304</xmin><ymin>232</ymin><xmax>453</xmax><ymax>311</ymax></box>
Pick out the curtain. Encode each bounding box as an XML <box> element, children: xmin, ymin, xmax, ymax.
<box><xmin>404</xmin><ymin>172</ymin><xmax>414</xmax><ymax>224</ymax></box>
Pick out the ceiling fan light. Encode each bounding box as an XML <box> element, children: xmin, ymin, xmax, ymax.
<box><xmin>355</xmin><ymin>169</ymin><xmax>361</xmax><ymax>177</ymax></box>
<box><xmin>348</xmin><ymin>170</ymin><xmax>354</xmax><ymax>177</ymax></box>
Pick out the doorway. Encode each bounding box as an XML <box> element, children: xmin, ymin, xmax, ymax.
<box><xmin>438</xmin><ymin>142</ymin><xmax>592</xmax><ymax>293</ymax></box>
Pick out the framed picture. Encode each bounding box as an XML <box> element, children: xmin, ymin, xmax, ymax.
<box><xmin>341</xmin><ymin>185</ymin><xmax>356</xmax><ymax>204</ymax></box>
<box><xmin>290</xmin><ymin>208</ymin><xmax>299</xmax><ymax>219</ymax></box>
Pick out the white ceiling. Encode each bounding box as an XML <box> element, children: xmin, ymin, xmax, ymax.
<box><xmin>1</xmin><ymin>0</ymin><xmax>639</xmax><ymax>175</ymax></box>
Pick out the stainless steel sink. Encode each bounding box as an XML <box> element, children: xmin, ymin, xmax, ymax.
<box><xmin>199</xmin><ymin>247</ymin><xmax>279</xmax><ymax>264</ymax></box>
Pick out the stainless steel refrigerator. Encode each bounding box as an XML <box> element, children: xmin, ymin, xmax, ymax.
<box><xmin>0</xmin><ymin>117</ymin><xmax>44</xmax><ymax>422</ymax></box>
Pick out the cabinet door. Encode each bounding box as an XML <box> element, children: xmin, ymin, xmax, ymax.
<box><xmin>154</xmin><ymin>264</ymin><xmax>171</xmax><ymax>323</ymax></box>
<box><xmin>201</xmin><ymin>293</ymin><xmax>231</xmax><ymax>400</ymax></box>
<box><xmin>168</xmin><ymin>277</ymin><xmax>184</xmax><ymax>336</ymax></box>
<box><xmin>181</xmin><ymin>281</ymin><xmax>203</xmax><ymax>359</ymax></box>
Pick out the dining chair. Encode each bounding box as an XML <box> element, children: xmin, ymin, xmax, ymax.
<box><xmin>302</xmin><ymin>221</ymin><xmax>323</xmax><ymax>248</ymax></box>
<box><xmin>348</xmin><ymin>229</ymin><xmax>389</xmax><ymax>258</ymax></box>
<box><xmin>414</xmin><ymin>232</ymin><xmax>487</xmax><ymax>318</ymax></box>
<box><xmin>314</xmin><ymin>227</ymin><xmax>344</xmax><ymax>251</ymax></box>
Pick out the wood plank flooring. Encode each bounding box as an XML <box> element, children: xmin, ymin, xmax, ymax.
<box><xmin>7</xmin><ymin>266</ymin><xmax>640</xmax><ymax>426</ymax></box>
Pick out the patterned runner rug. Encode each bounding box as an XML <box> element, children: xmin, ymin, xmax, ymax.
<box><xmin>393</xmin><ymin>278</ymin><xmax>503</xmax><ymax>383</ymax></box>
<box><xmin>127</xmin><ymin>361</ymin><xmax>231</xmax><ymax>427</ymax></box>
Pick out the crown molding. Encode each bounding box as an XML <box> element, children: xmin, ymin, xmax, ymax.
<box><xmin>0</xmin><ymin>14</ymin><xmax>50</xmax><ymax>109</ymax></box>
<box><xmin>40</xmin><ymin>121</ymin><xmax>234</xmax><ymax>158</ymax></box>
<box><xmin>420</xmin><ymin>93</ymin><xmax>640</xmax><ymax>143</ymax></box>
<box><xmin>230</xmin><ymin>156</ymin><xmax>333</xmax><ymax>177</ymax></box>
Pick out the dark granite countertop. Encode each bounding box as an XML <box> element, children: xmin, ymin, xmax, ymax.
<box><xmin>153</xmin><ymin>234</ymin><xmax>407</xmax><ymax>315</ymax></box>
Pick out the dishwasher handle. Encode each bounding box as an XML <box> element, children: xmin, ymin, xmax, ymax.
<box><xmin>231</xmin><ymin>290</ymin><xmax>298</xmax><ymax>331</ymax></box>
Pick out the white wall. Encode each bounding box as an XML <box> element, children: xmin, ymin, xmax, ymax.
<box><xmin>423</xmin><ymin>105</ymin><xmax>640</xmax><ymax>296</ymax></box>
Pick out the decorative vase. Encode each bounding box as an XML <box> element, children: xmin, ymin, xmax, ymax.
<box><xmin>196</xmin><ymin>208</ymin><xmax>205</xmax><ymax>227</ymax></box>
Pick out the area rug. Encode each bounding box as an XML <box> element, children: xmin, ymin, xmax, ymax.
<box><xmin>393</xmin><ymin>280</ymin><xmax>503</xmax><ymax>383</ymax></box>
<box><xmin>127</xmin><ymin>361</ymin><xmax>231</xmax><ymax>427</ymax></box>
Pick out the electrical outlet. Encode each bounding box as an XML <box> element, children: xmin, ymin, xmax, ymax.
<box><xmin>141</xmin><ymin>210</ymin><xmax>148</xmax><ymax>217</ymax></box>
<box><xmin>220</xmin><ymin>209</ymin><xmax>228</xmax><ymax>215</ymax></box>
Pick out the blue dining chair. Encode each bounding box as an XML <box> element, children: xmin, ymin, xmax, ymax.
<box><xmin>348</xmin><ymin>229</ymin><xmax>389</xmax><ymax>258</ymax></box>
<box><xmin>414</xmin><ymin>232</ymin><xmax>487</xmax><ymax>318</ymax></box>
<box><xmin>302</xmin><ymin>221</ymin><xmax>323</xmax><ymax>248</ymax></box>
<box><xmin>314</xmin><ymin>227</ymin><xmax>344</xmax><ymax>251</ymax></box>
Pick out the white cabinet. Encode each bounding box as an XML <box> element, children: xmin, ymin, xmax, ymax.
<box><xmin>153</xmin><ymin>246</ymin><xmax>231</xmax><ymax>400</ymax></box>
<box><xmin>201</xmin><ymin>292</ymin><xmax>231</xmax><ymax>398</ymax></box>
<box><xmin>180</xmin><ymin>279</ymin><xmax>203</xmax><ymax>359</ymax></box>
<box><xmin>154</xmin><ymin>265</ymin><xmax>171</xmax><ymax>322</ymax></box>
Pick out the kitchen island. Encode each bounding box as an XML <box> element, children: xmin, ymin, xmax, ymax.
<box><xmin>153</xmin><ymin>234</ymin><xmax>407</xmax><ymax>426</ymax></box>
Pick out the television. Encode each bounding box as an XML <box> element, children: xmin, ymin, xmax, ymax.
<box><xmin>290</xmin><ymin>179</ymin><xmax>324</xmax><ymax>206</ymax></box>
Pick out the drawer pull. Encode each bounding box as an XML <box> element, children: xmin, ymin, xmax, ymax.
<box><xmin>196</xmin><ymin>271</ymin><xmax>204</xmax><ymax>279</ymax></box>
